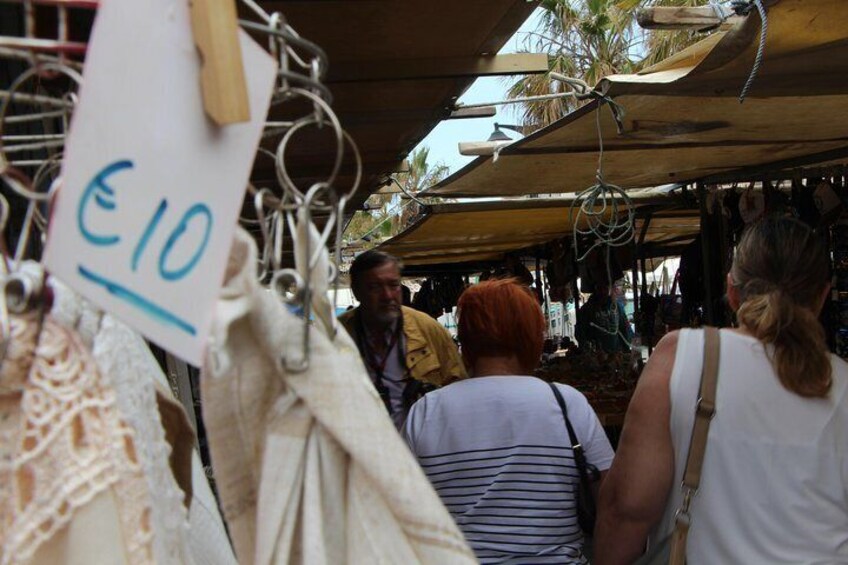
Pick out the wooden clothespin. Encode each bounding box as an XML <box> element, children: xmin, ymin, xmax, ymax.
<box><xmin>189</xmin><ymin>0</ymin><xmax>250</xmax><ymax>125</ymax></box>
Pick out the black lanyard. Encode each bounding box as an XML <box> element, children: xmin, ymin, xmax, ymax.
<box><xmin>354</xmin><ymin>311</ymin><xmax>406</xmax><ymax>414</ymax></box>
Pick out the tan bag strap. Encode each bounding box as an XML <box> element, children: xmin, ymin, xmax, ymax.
<box><xmin>669</xmin><ymin>327</ymin><xmax>720</xmax><ymax>565</ymax></box>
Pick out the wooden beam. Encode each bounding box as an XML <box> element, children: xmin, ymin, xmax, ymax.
<box><xmin>698</xmin><ymin>145</ymin><xmax>848</xmax><ymax>185</ymax></box>
<box><xmin>449</xmin><ymin>106</ymin><xmax>497</xmax><ymax>120</ymax></box>
<box><xmin>458</xmin><ymin>140</ymin><xmax>511</xmax><ymax>156</ymax></box>
<box><xmin>327</xmin><ymin>53</ymin><xmax>548</xmax><ymax>83</ymax></box>
<box><xmin>636</xmin><ymin>6</ymin><xmax>729</xmax><ymax>30</ymax></box>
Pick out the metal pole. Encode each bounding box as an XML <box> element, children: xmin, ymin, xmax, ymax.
<box><xmin>698</xmin><ymin>182</ymin><xmax>716</xmax><ymax>326</ymax></box>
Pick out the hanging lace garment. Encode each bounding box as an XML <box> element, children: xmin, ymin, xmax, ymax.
<box><xmin>0</xmin><ymin>310</ymin><xmax>154</xmax><ymax>564</ymax></box>
<box><xmin>47</xmin><ymin>273</ymin><xmax>237</xmax><ymax>565</ymax></box>
<box><xmin>202</xmin><ymin>225</ymin><xmax>475</xmax><ymax>565</ymax></box>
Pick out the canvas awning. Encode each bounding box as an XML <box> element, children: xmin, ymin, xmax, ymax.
<box><xmin>429</xmin><ymin>0</ymin><xmax>848</xmax><ymax>198</ymax></box>
<box><xmin>379</xmin><ymin>189</ymin><xmax>699</xmax><ymax>267</ymax></box>
<box><xmin>249</xmin><ymin>0</ymin><xmax>541</xmax><ymax>210</ymax></box>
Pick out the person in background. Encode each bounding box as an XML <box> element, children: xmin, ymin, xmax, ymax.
<box><xmin>404</xmin><ymin>279</ymin><xmax>614</xmax><ymax>564</ymax></box>
<box><xmin>339</xmin><ymin>250</ymin><xmax>466</xmax><ymax>429</ymax></box>
<box><xmin>594</xmin><ymin>216</ymin><xmax>848</xmax><ymax>564</ymax></box>
<box><xmin>576</xmin><ymin>281</ymin><xmax>632</xmax><ymax>353</ymax></box>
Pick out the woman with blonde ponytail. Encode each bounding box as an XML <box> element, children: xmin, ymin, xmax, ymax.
<box><xmin>595</xmin><ymin>216</ymin><xmax>848</xmax><ymax>564</ymax></box>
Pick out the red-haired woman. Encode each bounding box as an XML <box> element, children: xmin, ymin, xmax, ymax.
<box><xmin>403</xmin><ymin>279</ymin><xmax>614</xmax><ymax>564</ymax></box>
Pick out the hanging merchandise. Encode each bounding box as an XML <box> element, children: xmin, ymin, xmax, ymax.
<box><xmin>49</xmin><ymin>273</ymin><xmax>238</xmax><ymax>565</ymax></box>
<box><xmin>0</xmin><ymin>293</ymin><xmax>155</xmax><ymax>564</ymax></box>
<box><xmin>202</xmin><ymin>226</ymin><xmax>475</xmax><ymax>564</ymax></box>
<box><xmin>198</xmin><ymin>10</ymin><xmax>475</xmax><ymax>558</ymax></box>
<box><xmin>814</xmin><ymin>180</ymin><xmax>843</xmax><ymax>226</ymax></box>
<box><xmin>48</xmin><ymin>273</ymin><xmax>196</xmax><ymax>565</ymax></box>
<box><xmin>677</xmin><ymin>236</ymin><xmax>705</xmax><ymax>327</ymax></box>
<box><xmin>0</xmin><ymin>1</ymin><xmax>269</xmax><ymax>561</ymax></box>
<box><xmin>0</xmin><ymin>265</ymin><xmax>233</xmax><ymax>564</ymax></box>
<box><xmin>739</xmin><ymin>185</ymin><xmax>766</xmax><ymax>224</ymax></box>
<box><xmin>722</xmin><ymin>189</ymin><xmax>745</xmax><ymax>234</ymax></box>
<box><xmin>546</xmin><ymin>239</ymin><xmax>575</xmax><ymax>304</ymax></box>
<box><xmin>410</xmin><ymin>275</ymin><xmax>465</xmax><ymax>318</ymax></box>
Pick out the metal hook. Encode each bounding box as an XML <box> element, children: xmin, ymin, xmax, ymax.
<box><xmin>271</xmin><ymin>267</ymin><xmax>309</xmax><ymax>373</ymax></box>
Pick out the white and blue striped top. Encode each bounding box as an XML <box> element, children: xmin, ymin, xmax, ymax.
<box><xmin>404</xmin><ymin>376</ymin><xmax>614</xmax><ymax>564</ymax></box>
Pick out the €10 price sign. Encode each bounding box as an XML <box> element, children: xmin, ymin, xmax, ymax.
<box><xmin>44</xmin><ymin>0</ymin><xmax>277</xmax><ymax>365</ymax></box>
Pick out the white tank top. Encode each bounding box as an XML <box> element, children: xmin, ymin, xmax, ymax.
<box><xmin>651</xmin><ymin>329</ymin><xmax>848</xmax><ymax>564</ymax></box>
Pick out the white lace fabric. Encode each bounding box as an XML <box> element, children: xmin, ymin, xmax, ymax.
<box><xmin>49</xmin><ymin>272</ymin><xmax>233</xmax><ymax>565</ymax></box>
<box><xmin>0</xmin><ymin>312</ymin><xmax>154</xmax><ymax>565</ymax></box>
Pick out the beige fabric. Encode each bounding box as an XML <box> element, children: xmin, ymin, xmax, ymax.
<box><xmin>378</xmin><ymin>195</ymin><xmax>697</xmax><ymax>266</ymax></box>
<box><xmin>0</xmin><ymin>313</ymin><xmax>153</xmax><ymax>565</ymax></box>
<box><xmin>28</xmin><ymin>491</ymin><xmax>128</xmax><ymax>565</ymax></box>
<box><xmin>202</xmin><ymin>226</ymin><xmax>475</xmax><ymax>565</ymax></box>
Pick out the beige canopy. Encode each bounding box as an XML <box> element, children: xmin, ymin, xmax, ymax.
<box><xmin>379</xmin><ymin>190</ymin><xmax>699</xmax><ymax>266</ymax></box>
<box><xmin>429</xmin><ymin>0</ymin><xmax>848</xmax><ymax>198</ymax></box>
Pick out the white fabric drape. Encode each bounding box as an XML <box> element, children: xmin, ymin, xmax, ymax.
<box><xmin>202</xmin><ymin>226</ymin><xmax>476</xmax><ymax>565</ymax></box>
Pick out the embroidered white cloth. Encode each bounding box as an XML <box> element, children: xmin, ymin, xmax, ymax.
<box><xmin>0</xmin><ymin>312</ymin><xmax>153</xmax><ymax>565</ymax></box>
<box><xmin>48</xmin><ymin>273</ymin><xmax>237</xmax><ymax>565</ymax></box>
<box><xmin>202</xmin><ymin>226</ymin><xmax>475</xmax><ymax>565</ymax></box>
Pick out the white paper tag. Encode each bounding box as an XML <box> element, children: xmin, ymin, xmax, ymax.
<box><xmin>44</xmin><ymin>0</ymin><xmax>277</xmax><ymax>365</ymax></box>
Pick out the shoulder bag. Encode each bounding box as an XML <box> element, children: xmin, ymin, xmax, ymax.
<box><xmin>635</xmin><ymin>326</ymin><xmax>721</xmax><ymax>565</ymax></box>
<box><xmin>548</xmin><ymin>382</ymin><xmax>601</xmax><ymax>535</ymax></box>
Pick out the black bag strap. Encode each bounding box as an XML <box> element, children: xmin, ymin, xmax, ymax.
<box><xmin>548</xmin><ymin>382</ymin><xmax>599</xmax><ymax>483</ymax></box>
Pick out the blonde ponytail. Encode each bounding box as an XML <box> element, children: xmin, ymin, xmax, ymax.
<box><xmin>731</xmin><ymin>217</ymin><xmax>831</xmax><ymax>398</ymax></box>
<box><xmin>736</xmin><ymin>290</ymin><xmax>831</xmax><ymax>398</ymax></box>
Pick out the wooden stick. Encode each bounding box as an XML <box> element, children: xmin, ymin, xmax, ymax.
<box><xmin>189</xmin><ymin>0</ymin><xmax>250</xmax><ymax>125</ymax></box>
<box><xmin>636</xmin><ymin>6</ymin><xmax>726</xmax><ymax>30</ymax></box>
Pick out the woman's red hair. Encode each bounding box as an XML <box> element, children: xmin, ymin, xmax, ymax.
<box><xmin>457</xmin><ymin>278</ymin><xmax>545</xmax><ymax>374</ymax></box>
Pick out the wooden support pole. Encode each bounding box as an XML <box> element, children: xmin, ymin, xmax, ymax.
<box><xmin>698</xmin><ymin>182</ymin><xmax>716</xmax><ymax>326</ymax></box>
<box><xmin>632</xmin><ymin>259</ymin><xmax>640</xmax><ymax>322</ymax></box>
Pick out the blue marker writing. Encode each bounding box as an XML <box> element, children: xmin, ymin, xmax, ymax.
<box><xmin>132</xmin><ymin>198</ymin><xmax>168</xmax><ymax>272</ymax></box>
<box><xmin>158</xmin><ymin>203</ymin><xmax>213</xmax><ymax>281</ymax></box>
<box><xmin>77</xmin><ymin>265</ymin><xmax>197</xmax><ymax>336</ymax></box>
<box><xmin>77</xmin><ymin>159</ymin><xmax>133</xmax><ymax>246</ymax></box>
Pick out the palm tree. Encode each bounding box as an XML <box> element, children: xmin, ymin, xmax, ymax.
<box><xmin>393</xmin><ymin>146</ymin><xmax>449</xmax><ymax>232</ymax></box>
<box><xmin>507</xmin><ymin>0</ymin><xmax>717</xmax><ymax>129</ymax></box>
<box><xmin>344</xmin><ymin>146</ymin><xmax>449</xmax><ymax>247</ymax></box>
<box><xmin>507</xmin><ymin>0</ymin><xmax>639</xmax><ymax>128</ymax></box>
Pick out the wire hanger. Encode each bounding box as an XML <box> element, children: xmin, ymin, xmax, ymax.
<box><xmin>236</xmin><ymin>1</ymin><xmax>363</xmax><ymax>371</ymax></box>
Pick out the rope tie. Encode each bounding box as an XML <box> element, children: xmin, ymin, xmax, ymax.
<box><xmin>732</xmin><ymin>0</ymin><xmax>769</xmax><ymax>103</ymax></box>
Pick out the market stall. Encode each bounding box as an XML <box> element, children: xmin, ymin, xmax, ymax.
<box><xmin>377</xmin><ymin>0</ymin><xmax>848</xmax><ymax>440</ymax></box>
<box><xmin>0</xmin><ymin>1</ymin><xmax>541</xmax><ymax>562</ymax></box>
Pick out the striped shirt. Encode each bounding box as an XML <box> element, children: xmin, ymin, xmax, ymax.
<box><xmin>404</xmin><ymin>376</ymin><xmax>614</xmax><ymax>564</ymax></box>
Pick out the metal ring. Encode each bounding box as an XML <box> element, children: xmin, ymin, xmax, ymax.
<box><xmin>271</xmin><ymin>268</ymin><xmax>304</xmax><ymax>305</ymax></box>
<box><xmin>4</xmin><ymin>270</ymin><xmax>43</xmax><ymax>315</ymax></box>
<box><xmin>274</xmin><ymin>90</ymin><xmax>344</xmax><ymax>201</ymax></box>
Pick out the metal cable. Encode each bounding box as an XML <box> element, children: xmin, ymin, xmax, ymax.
<box><xmin>736</xmin><ymin>0</ymin><xmax>769</xmax><ymax>103</ymax></box>
<box><xmin>570</xmin><ymin>104</ymin><xmax>635</xmax><ymax>346</ymax></box>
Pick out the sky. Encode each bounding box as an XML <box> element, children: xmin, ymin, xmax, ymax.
<box><xmin>413</xmin><ymin>9</ymin><xmax>544</xmax><ymax>175</ymax></box>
